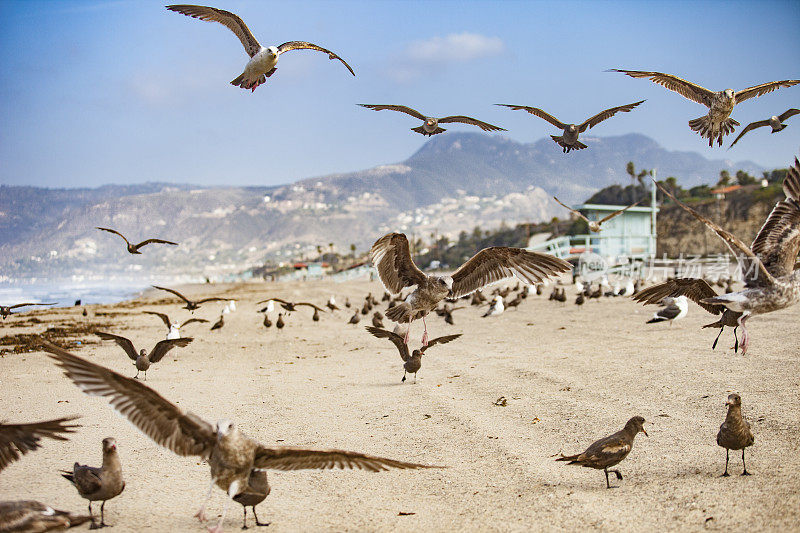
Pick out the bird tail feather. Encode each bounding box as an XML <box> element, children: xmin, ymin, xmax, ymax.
<box><xmin>555</xmin><ymin>453</ymin><xmax>581</xmax><ymax>462</ymax></box>
<box><xmin>412</xmin><ymin>125</ymin><xmax>445</xmax><ymax>136</ymax></box>
<box><xmin>385</xmin><ymin>303</ymin><xmax>412</xmax><ymax>323</ymax></box>
<box><xmin>646</xmin><ymin>317</ymin><xmax>666</xmax><ymax>324</ymax></box>
<box><xmin>689</xmin><ymin>115</ymin><xmax>739</xmax><ymax>147</ymax></box>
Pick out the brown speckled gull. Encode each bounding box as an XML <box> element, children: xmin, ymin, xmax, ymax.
<box><xmin>717</xmin><ymin>393</ymin><xmax>755</xmax><ymax>476</ymax></box>
<box><xmin>0</xmin><ymin>500</ymin><xmax>92</xmax><ymax>532</ymax></box>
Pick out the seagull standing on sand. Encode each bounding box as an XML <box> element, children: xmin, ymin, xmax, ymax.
<box><xmin>40</xmin><ymin>341</ymin><xmax>438</xmax><ymax>533</ymax></box>
<box><xmin>370</xmin><ymin>233</ymin><xmax>570</xmax><ymax>345</ymax></box>
<box><xmin>482</xmin><ymin>295</ymin><xmax>505</xmax><ymax>317</ymax></box>
<box><xmin>496</xmin><ymin>100</ymin><xmax>644</xmax><ymax>152</ymax></box>
<box><xmin>729</xmin><ymin>108</ymin><xmax>800</xmax><ymax>148</ymax></box>
<box><xmin>634</xmin><ymin>278</ymin><xmax>743</xmax><ymax>352</ymax></box>
<box><xmin>357</xmin><ymin>104</ymin><xmax>506</xmax><ymax>136</ymax></box>
<box><xmin>232</xmin><ymin>469</ymin><xmax>270</xmax><ymax>529</ymax></box>
<box><xmin>717</xmin><ymin>393</ymin><xmax>754</xmax><ymax>477</ymax></box>
<box><xmin>553</xmin><ymin>198</ymin><xmax>641</xmax><ymax>232</ymax></box>
<box><xmin>556</xmin><ymin>416</ymin><xmax>648</xmax><ymax>488</ymax></box>
<box><xmin>60</xmin><ymin>438</ymin><xmax>125</xmax><ymax>530</ymax></box>
<box><xmin>654</xmin><ymin>158</ymin><xmax>800</xmax><ymax>354</ymax></box>
<box><xmin>167</xmin><ymin>4</ymin><xmax>355</xmax><ymax>92</ymax></box>
<box><xmin>96</xmin><ymin>227</ymin><xmax>177</xmax><ymax>254</ymax></box>
<box><xmin>609</xmin><ymin>69</ymin><xmax>799</xmax><ymax>146</ymax></box>
<box><xmin>645</xmin><ymin>295</ymin><xmax>688</xmax><ymax>326</ymax></box>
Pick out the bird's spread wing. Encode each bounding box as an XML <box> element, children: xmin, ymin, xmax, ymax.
<box><xmin>365</xmin><ymin>326</ymin><xmax>409</xmax><ymax>361</ymax></box>
<box><xmin>357</xmin><ymin>104</ymin><xmax>428</xmax><ymax>121</ymax></box>
<box><xmin>256</xmin><ymin>297</ymin><xmax>289</xmax><ymax>305</ymax></box>
<box><xmin>252</xmin><ymin>446</ymin><xmax>436</xmax><ymax>472</ymax></box>
<box><xmin>149</xmin><ymin>338</ymin><xmax>193</xmax><ymax>363</ymax></box>
<box><xmin>578</xmin><ymin>100</ymin><xmax>645</xmax><ymax>132</ymax></box>
<box><xmin>134</xmin><ymin>238</ymin><xmax>179</xmax><ymax>249</ymax></box>
<box><xmin>0</xmin><ymin>417</ymin><xmax>80</xmax><ymax>472</ymax></box>
<box><xmin>166</xmin><ymin>4</ymin><xmax>261</xmax><ymax>57</ymax></box>
<box><xmin>608</xmin><ymin>69</ymin><xmax>715</xmax><ymax>107</ymax></box>
<box><xmin>597</xmin><ymin>200</ymin><xmax>642</xmax><ymax>224</ymax></box>
<box><xmin>728</xmin><ymin>120</ymin><xmax>770</xmax><ymax>148</ymax></box>
<box><xmin>420</xmin><ymin>333</ymin><xmax>462</xmax><ymax>353</ymax></box>
<box><xmin>654</xmin><ymin>180</ymin><xmax>775</xmax><ymax>287</ymax></box>
<box><xmin>152</xmin><ymin>286</ymin><xmax>192</xmax><ymax>304</ymax></box>
<box><xmin>277</xmin><ymin>41</ymin><xmax>355</xmax><ymax>75</ymax></box>
<box><xmin>370</xmin><ymin>233</ymin><xmax>427</xmax><ymax>294</ymax></box>
<box><xmin>735</xmin><ymin>80</ymin><xmax>800</xmax><ymax>104</ymax></box>
<box><xmin>553</xmin><ymin>197</ymin><xmax>589</xmax><ymax>222</ymax></box>
<box><xmin>195</xmin><ymin>297</ymin><xmax>230</xmax><ymax>304</ymax></box>
<box><xmin>39</xmin><ymin>340</ymin><xmax>216</xmax><ymax>459</ymax></box>
<box><xmin>633</xmin><ymin>278</ymin><xmax>722</xmax><ymax>314</ymax></box>
<box><xmin>96</xmin><ymin>332</ymin><xmax>139</xmax><ymax>361</ymax></box>
<box><xmin>143</xmin><ymin>311</ymin><xmax>172</xmax><ymax>329</ymax></box>
<box><xmin>295</xmin><ymin>302</ymin><xmax>325</xmax><ymax>312</ymax></box>
<box><xmin>750</xmin><ymin>158</ymin><xmax>800</xmax><ymax>279</ymax></box>
<box><xmin>779</xmin><ymin>108</ymin><xmax>800</xmax><ymax>122</ymax></box>
<box><xmin>437</xmin><ymin>116</ymin><xmax>506</xmax><ymax>132</ymax></box>
<box><xmin>450</xmin><ymin>248</ymin><xmax>571</xmax><ymax>299</ymax></box>
<box><xmin>495</xmin><ymin>104</ymin><xmax>567</xmax><ymax>129</ymax></box>
<box><xmin>180</xmin><ymin>318</ymin><xmax>208</xmax><ymax>328</ymax></box>
<box><xmin>96</xmin><ymin>227</ymin><xmax>130</xmax><ymax>246</ymax></box>
<box><xmin>7</xmin><ymin>303</ymin><xmax>55</xmax><ymax>310</ymax></box>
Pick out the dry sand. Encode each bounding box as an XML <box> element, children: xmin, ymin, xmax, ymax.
<box><xmin>1</xmin><ymin>279</ymin><xmax>798</xmax><ymax>532</ymax></box>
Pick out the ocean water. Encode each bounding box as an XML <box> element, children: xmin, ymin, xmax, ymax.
<box><xmin>0</xmin><ymin>280</ymin><xmax>150</xmax><ymax>309</ymax></box>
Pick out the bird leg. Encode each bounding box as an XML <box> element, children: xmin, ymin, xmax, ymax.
<box><xmin>401</xmin><ymin>371</ymin><xmax>407</xmax><ymax>383</ymax></box>
<box><xmin>722</xmin><ymin>449</ymin><xmax>730</xmax><ymax>477</ymax></box>
<box><xmin>711</xmin><ymin>327</ymin><xmax>724</xmax><ymax>350</ymax></box>
<box><xmin>252</xmin><ymin>507</ymin><xmax>270</xmax><ymax>527</ymax></box>
<box><xmin>87</xmin><ymin>502</ymin><xmax>99</xmax><ymax>530</ymax></box>
<box><xmin>733</xmin><ymin>326</ymin><xmax>739</xmax><ymax>353</ymax></box>
<box><xmin>195</xmin><ymin>479</ymin><xmax>216</xmax><ymax>522</ymax></box>
<box><xmin>741</xmin><ymin>450</ymin><xmax>751</xmax><ymax>476</ymax></box>
<box><xmin>242</xmin><ymin>506</ymin><xmax>248</xmax><ymax>529</ymax></box>
<box><xmin>738</xmin><ymin>314</ymin><xmax>750</xmax><ymax>355</ymax></box>
<box><xmin>404</xmin><ymin>319</ymin><xmax>413</xmax><ymax>345</ymax></box>
<box><xmin>609</xmin><ymin>469</ymin><xmax>623</xmax><ymax>480</ymax></box>
<box><xmin>603</xmin><ymin>468</ymin><xmax>611</xmax><ymax>489</ymax></box>
<box><xmin>421</xmin><ymin>316</ymin><xmax>429</xmax><ymax>346</ymax></box>
<box><xmin>208</xmin><ymin>481</ymin><xmax>238</xmax><ymax>533</ymax></box>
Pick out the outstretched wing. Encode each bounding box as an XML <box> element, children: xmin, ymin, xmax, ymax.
<box><xmin>166</xmin><ymin>4</ymin><xmax>262</xmax><ymax>57</ymax></box>
<box><xmin>357</xmin><ymin>104</ymin><xmax>428</xmax><ymax>121</ymax></box>
<box><xmin>149</xmin><ymin>338</ymin><xmax>193</xmax><ymax>363</ymax></box>
<box><xmin>735</xmin><ymin>80</ymin><xmax>800</xmax><ymax>104</ymax></box>
<box><xmin>195</xmin><ymin>297</ymin><xmax>230</xmax><ymax>304</ymax></box>
<box><xmin>778</xmin><ymin>108</ymin><xmax>800</xmax><ymax>122</ymax></box>
<box><xmin>180</xmin><ymin>318</ymin><xmax>208</xmax><ymax>328</ymax></box>
<box><xmin>256</xmin><ymin>297</ymin><xmax>290</xmax><ymax>305</ymax></box>
<box><xmin>578</xmin><ymin>100</ymin><xmax>644</xmax><ymax>132</ymax></box>
<box><xmin>370</xmin><ymin>233</ymin><xmax>427</xmax><ymax>294</ymax></box>
<box><xmin>450</xmin><ymin>248</ymin><xmax>571</xmax><ymax>299</ymax></box>
<box><xmin>654</xmin><ymin>180</ymin><xmax>775</xmax><ymax>287</ymax></box>
<box><xmin>133</xmin><ymin>238</ymin><xmax>179</xmax><ymax>249</ymax></box>
<box><xmin>437</xmin><ymin>116</ymin><xmax>506</xmax><ymax>132</ymax></box>
<box><xmin>7</xmin><ymin>303</ymin><xmax>55</xmax><ymax>310</ymax></box>
<box><xmin>597</xmin><ymin>201</ymin><xmax>642</xmax><ymax>224</ymax></box>
<box><xmin>152</xmin><ymin>286</ymin><xmax>192</xmax><ymax>305</ymax></box>
<box><xmin>750</xmin><ymin>158</ymin><xmax>800</xmax><ymax>279</ymax></box>
<box><xmin>633</xmin><ymin>278</ymin><xmax>722</xmax><ymax>314</ymax></box>
<box><xmin>295</xmin><ymin>302</ymin><xmax>325</xmax><ymax>312</ymax></box>
<box><xmin>553</xmin><ymin>197</ymin><xmax>589</xmax><ymax>223</ymax></box>
<box><xmin>365</xmin><ymin>326</ymin><xmax>409</xmax><ymax>362</ymax></box>
<box><xmin>96</xmin><ymin>227</ymin><xmax>130</xmax><ymax>246</ymax></box>
<box><xmin>39</xmin><ymin>340</ymin><xmax>216</xmax><ymax>459</ymax></box>
<box><xmin>495</xmin><ymin>104</ymin><xmax>567</xmax><ymax>129</ymax></box>
<box><xmin>143</xmin><ymin>311</ymin><xmax>172</xmax><ymax>329</ymax></box>
<box><xmin>608</xmin><ymin>69</ymin><xmax>715</xmax><ymax>107</ymax></box>
<box><xmin>96</xmin><ymin>332</ymin><xmax>139</xmax><ymax>361</ymax></box>
<box><xmin>420</xmin><ymin>333</ymin><xmax>462</xmax><ymax>353</ymax></box>
<box><xmin>0</xmin><ymin>417</ymin><xmax>80</xmax><ymax>473</ymax></box>
<box><xmin>252</xmin><ymin>446</ymin><xmax>436</xmax><ymax>472</ymax></box>
<box><xmin>277</xmin><ymin>41</ymin><xmax>355</xmax><ymax>76</ymax></box>
<box><xmin>728</xmin><ymin>119</ymin><xmax>770</xmax><ymax>148</ymax></box>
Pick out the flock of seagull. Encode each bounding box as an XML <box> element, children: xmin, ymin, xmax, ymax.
<box><xmin>1</xmin><ymin>3</ymin><xmax>799</xmax><ymax>531</ymax></box>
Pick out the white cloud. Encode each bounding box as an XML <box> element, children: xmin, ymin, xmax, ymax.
<box><xmin>405</xmin><ymin>33</ymin><xmax>504</xmax><ymax>63</ymax></box>
<box><xmin>386</xmin><ymin>32</ymin><xmax>504</xmax><ymax>83</ymax></box>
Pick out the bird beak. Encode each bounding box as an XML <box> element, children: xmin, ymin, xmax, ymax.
<box><xmin>641</xmin><ymin>428</ymin><xmax>648</xmax><ymax>437</ymax></box>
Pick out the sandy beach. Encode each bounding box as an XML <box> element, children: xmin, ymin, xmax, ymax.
<box><xmin>1</xmin><ymin>278</ymin><xmax>798</xmax><ymax>532</ymax></box>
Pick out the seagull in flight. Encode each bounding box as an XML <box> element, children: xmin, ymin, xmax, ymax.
<box><xmin>167</xmin><ymin>4</ymin><xmax>355</xmax><ymax>92</ymax></box>
<box><xmin>552</xmin><ymin>197</ymin><xmax>641</xmax><ymax>232</ymax></box>
<box><xmin>729</xmin><ymin>108</ymin><xmax>800</xmax><ymax>149</ymax></box>
<box><xmin>609</xmin><ymin>69</ymin><xmax>799</xmax><ymax>147</ymax></box>
<box><xmin>357</xmin><ymin>104</ymin><xmax>506</xmax><ymax>136</ymax></box>
<box><xmin>496</xmin><ymin>100</ymin><xmax>644</xmax><ymax>152</ymax></box>
<box><xmin>152</xmin><ymin>285</ymin><xmax>230</xmax><ymax>312</ymax></box>
<box><xmin>96</xmin><ymin>227</ymin><xmax>177</xmax><ymax>255</ymax></box>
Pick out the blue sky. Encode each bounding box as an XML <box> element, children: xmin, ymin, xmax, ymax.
<box><xmin>1</xmin><ymin>0</ymin><xmax>798</xmax><ymax>189</ymax></box>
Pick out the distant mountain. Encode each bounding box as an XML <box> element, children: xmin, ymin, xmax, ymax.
<box><xmin>0</xmin><ymin>133</ymin><xmax>763</xmax><ymax>280</ymax></box>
